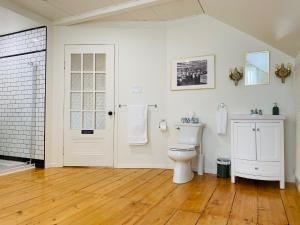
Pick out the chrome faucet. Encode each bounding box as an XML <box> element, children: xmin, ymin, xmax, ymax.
<box><xmin>250</xmin><ymin>108</ymin><xmax>263</xmax><ymax>115</ymax></box>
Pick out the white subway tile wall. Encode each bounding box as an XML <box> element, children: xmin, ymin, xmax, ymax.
<box><xmin>0</xmin><ymin>27</ymin><xmax>46</xmax><ymax>57</ymax></box>
<box><xmin>0</xmin><ymin>27</ymin><xmax>46</xmax><ymax>160</ymax></box>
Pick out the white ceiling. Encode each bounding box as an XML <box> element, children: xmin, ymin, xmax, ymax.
<box><xmin>2</xmin><ymin>0</ymin><xmax>300</xmax><ymax>57</ymax></box>
<box><xmin>8</xmin><ymin>0</ymin><xmax>204</xmax><ymax>23</ymax></box>
<box><xmin>10</xmin><ymin>0</ymin><xmax>131</xmax><ymax>20</ymax></box>
<box><xmin>101</xmin><ymin>0</ymin><xmax>203</xmax><ymax>22</ymax></box>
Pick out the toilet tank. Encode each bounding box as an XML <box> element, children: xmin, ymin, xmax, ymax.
<box><xmin>177</xmin><ymin>123</ymin><xmax>204</xmax><ymax>145</ymax></box>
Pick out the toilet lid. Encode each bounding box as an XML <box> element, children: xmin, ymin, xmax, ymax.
<box><xmin>169</xmin><ymin>144</ymin><xmax>195</xmax><ymax>151</ymax></box>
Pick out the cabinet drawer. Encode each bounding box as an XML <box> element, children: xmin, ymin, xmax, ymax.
<box><xmin>235</xmin><ymin>159</ymin><xmax>280</xmax><ymax>177</ymax></box>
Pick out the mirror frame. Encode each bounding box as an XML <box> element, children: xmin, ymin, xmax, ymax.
<box><xmin>245</xmin><ymin>50</ymin><xmax>270</xmax><ymax>86</ymax></box>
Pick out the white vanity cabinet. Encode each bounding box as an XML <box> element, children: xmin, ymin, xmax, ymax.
<box><xmin>230</xmin><ymin>115</ymin><xmax>285</xmax><ymax>189</ymax></box>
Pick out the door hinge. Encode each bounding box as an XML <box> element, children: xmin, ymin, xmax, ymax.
<box><xmin>64</xmin><ymin>61</ymin><xmax>66</xmax><ymax>70</ymax></box>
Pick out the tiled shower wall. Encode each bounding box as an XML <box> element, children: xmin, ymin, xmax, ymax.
<box><xmin>0</xmin><ymin>27</ymin><xmax>46</xmax><ymax>160</ymax></box>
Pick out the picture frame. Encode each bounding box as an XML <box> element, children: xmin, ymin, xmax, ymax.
<box><xmin>171</xmin><ymin>55</ymin><xmax>215</xmax><ymax>90</ymax></box>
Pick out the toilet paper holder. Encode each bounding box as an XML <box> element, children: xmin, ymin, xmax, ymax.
<box><xmin>159</xmin><ymin>120</ymin><xmax>167</xmax><ymax>130</ymax></box>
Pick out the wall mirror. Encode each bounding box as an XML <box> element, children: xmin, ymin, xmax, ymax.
<box><xmin>245</xmin><ymin>51</ymin><xmax>269</xmax><ymax>86</ymax></box>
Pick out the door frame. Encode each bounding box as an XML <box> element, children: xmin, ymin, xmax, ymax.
<box><xmin>62</xmin><ymin>43</ymin><xmax>118</xmax><ymax>167</ymax></box>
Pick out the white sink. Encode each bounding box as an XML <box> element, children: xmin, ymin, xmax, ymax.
<box><xmin>230</xmin><ymin>114</ymin><xmax>286</xmax><ymax>120</ymax></box>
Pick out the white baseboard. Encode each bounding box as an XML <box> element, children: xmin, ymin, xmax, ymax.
<box><xmin>48</xmin><ymin>162</ymin><xmax>169</xmax><ymax>169</ymax></box>
<box><xmin>204</xmin><ymin>167</ymin><xmax>216</xmax><ymax>174</ymax></box>
<box><xmin>286</xmin><ymin>175</ymin><xmax>296</xmax><ymax>183</ymax></box>
<box><xmin>47</xmin><ymin>162</ymin><xmax>63</xmax><ymax>168</ymax></box>
<box><xmin>296</xmin><ymin>177</ymin><xmax>300</xmax><ymax>192</ymax></box>
<box><xmin>116</xmin><ymin>163</ymin><xmax>168</xmax><ymax>169</ymax></box>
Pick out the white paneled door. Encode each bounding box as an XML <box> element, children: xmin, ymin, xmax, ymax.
<box><xmin>64</xmin><ymin>45</ymin><xmax>114</xmax><ymax>166</ymax></box>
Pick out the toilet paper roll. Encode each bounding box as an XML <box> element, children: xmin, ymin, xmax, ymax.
<box><xmin>159</xmin><ymin>120</ymin><xmax>167</xmax><ymax>131</ymax></box>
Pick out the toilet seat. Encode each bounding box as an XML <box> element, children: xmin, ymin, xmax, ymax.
<box><xmin>169</xmin><ymin>144</ymin><xmax>195</xmax><ymax>151</ymax></box>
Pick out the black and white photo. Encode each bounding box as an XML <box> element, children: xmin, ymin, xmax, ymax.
<box><xmin>177</xmin><ymin>60</ymin><xmax>207</xmax><ymax>86</ymax></box>
<box><xmin>172</xmin><ymin>55</ymin><xmax>215</xmax><ymax>90</ymax></box>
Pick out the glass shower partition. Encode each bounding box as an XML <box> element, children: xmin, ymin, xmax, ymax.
<box><xmin>0</xmin><ymin>27</ymin><xmax>46</xmax><ymax>174</ymax></box>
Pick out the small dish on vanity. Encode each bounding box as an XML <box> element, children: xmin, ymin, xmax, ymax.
<box><xmin>230</xmin><ymin>114</ymin><xmax>286</xmax><ymax>189</ymax></box>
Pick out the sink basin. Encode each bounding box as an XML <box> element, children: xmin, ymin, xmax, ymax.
<box><xmin>230</xmin><ymin>114</ymin><xmax>286</xmax><ymax>120</ymax></box>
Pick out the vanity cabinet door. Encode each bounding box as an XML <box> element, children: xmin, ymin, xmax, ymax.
<box><xmin>256</xmin><ymin>122</ymin><xmax>281</xmax><ymax>162</ymax></box>
<box><xmin>233</xmin><ymin>122</ymin><xmax>256</xmax><ymax>160</ymax></box>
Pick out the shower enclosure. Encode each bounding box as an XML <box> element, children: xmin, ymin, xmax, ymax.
<box><xmin>0</xmin><ymin>27</ymin><xmax>46</xmax><ymax>174</ymax></box>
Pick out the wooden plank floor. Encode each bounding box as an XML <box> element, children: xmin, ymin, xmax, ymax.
<box><xmin>0</xmin><ymin>168</ymin><xmax>299</xmax><ymax>225</ymax></box>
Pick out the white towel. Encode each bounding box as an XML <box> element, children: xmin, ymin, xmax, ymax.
<box><xmin>216</xmin><ymin>108</ymin><xmax>228</xmax><ymax>135</ymax></box>
<box><xmin>127</xmin><ymin>105</ymin><xmax>148</xmax><ymax>145</ymax></box>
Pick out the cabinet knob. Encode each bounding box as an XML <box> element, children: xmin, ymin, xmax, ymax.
<box><xmin>254</xmin><ymin>167</ymin><xmax>258</xmax><ymax>170</ymax></box>
<box><xmin>252</xmin><ymin>128</ymin><xmax>255</xmax><ymax>131</ymax></box>
<box><xmin>257</xmin><ymin>128</ymin><xmax>260</xmax><ymax>131</ymax></box>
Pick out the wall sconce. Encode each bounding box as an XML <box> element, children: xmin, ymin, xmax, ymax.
<box><xmin>275</xmin><ymin>63</ymin><xmax>292</xmax><ymax>83</ymax></box>
<box><xmin>229</xmin><ymin>67</ymin><xmax>243</xmax><ymax>86</ymax></box>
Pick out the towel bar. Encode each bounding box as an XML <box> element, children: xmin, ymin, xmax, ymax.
<box><xmin>118</xmin><ymin>104</ymin><xmax>158</xmax><ymax>108</ymax></box>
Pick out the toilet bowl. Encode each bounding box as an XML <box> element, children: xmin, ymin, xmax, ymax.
<box><xmin>168</xmin><ymin>144</ymin><xmax>197</xmax><ymax>183</ymax></box>
<box><xmin>168</xmin><ymin>122</ymin><xmax>204</xmax><ymax>184</ymax></box>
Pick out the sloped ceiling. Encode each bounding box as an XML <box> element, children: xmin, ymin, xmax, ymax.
<box><xmin>201</xmin><ymin>0</ymin><xmax>300</xmax><ymax>57</ymax></box>
<box><xmin>1</xmin><ymin>0</ymin><xmax>299</xmax><ymax>57</ymax></box>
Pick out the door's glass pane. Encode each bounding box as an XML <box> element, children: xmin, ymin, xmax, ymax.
<box><xmin>71</xmin><ymin>111</ymin><xmax>81</xmax><ymax>129</ymax></box>
<box><xmin>71</xmin><ymin>93</ymin><xmax>81</xmax><ymax>110</ymax></box>
<box><xmin>83</xmin><ymin>92</ymin><xmax>94</xmax><ymax>110</ymax></box>
<box><xmin>71</xmin><ymin>73</ymin><xmax>81</xmax><ymax>91</ymax></box>
<box><xmin>96</xmin><ymin>111</ymin><xmax>105</xmax><ymax>129</ymax></box>
<box><xmin>71</xmin><ymin>54</ymin><xmax>81</xmax><ymax>71</ymax></box>
<box><xmin>96</xmin><ymin>93</ymin><xmax>105</xmax><ymax>110</ymax></box>
<box><xmin>95</xmin><ymin>54</ymin><xmax>106</xmax><ymax>71</ymax></box>
<box><xmin>83</xmin><ymin>112</ymin><xmax>93</xmax><ymax>129</ymax></box>
<box><xmin>83</xmin><ymin>54</ymin><xmax>94</xmax><ymax>71</ymax></box>
<box><xmin>83</xmin><ymin>73</ymin><xmax>94</xmax><ymax>91</ymax></box>
<box><xmin>96</xmin><ymin>73</ymin><xmax>105</xmax><ymax>91</ymax></box>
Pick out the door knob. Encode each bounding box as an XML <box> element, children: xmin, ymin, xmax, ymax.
<box><xmin>108</xmin><ymin>111</ymin><xmax>113</xmax><ymax>116</ymax></box>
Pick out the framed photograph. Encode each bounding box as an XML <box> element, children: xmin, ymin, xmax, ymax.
<box><xmin>171</xmin><ymin>55</ymin><xmax>215</xmax><ymax>90</ymax></box>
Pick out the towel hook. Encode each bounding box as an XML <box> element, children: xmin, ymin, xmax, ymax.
<box><xmin>217</xmin><ymin>103</ymin><xmax>227</xmax><ymax>110</ymax></box>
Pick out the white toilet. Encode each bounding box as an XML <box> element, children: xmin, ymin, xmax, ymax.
<box><xmin>168</xmin><ymin>123</ymin><xmax>204</xmax><ymax>184</ymax></box>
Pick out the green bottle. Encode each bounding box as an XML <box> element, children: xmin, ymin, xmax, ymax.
<box><xmin>273</xmin><ymin>103</ymin><xmax>279</xmax><ymax>115</ymax></box>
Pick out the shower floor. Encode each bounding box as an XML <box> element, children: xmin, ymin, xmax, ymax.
<box><xmin>0</xmin><ymin>159</ymin><xmax>34</xmax><ymax>175</ymax></box>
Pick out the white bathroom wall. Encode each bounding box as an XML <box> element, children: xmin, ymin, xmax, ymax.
<box><xmin>165</xmin><ymin>16</ymin><xmax>296</xmax><ymax>181</ymax></box>
<box><xmin>50</xmin><ymin>22</ymin><xmax>168</xmax><ymax>167</ymax></box>
<box><xmin>0</xmin><ymin>6</ymin><xmax>40</xmax><ymax>35</ymax></box>
<box><xmin>295</xmin><ymin>53</ymin><xmax>300</xmax><ymax>190</ymax></box>
<box><xmin>49</xmin><ymin>15</ymin><xmax>296</xmax><ymax>181</ymax></box>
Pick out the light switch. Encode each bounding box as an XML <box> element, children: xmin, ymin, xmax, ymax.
<box><xmin>130</xmin><ymin>85</ymin><xmax>143</xmax><ymax>94</ymax></box>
